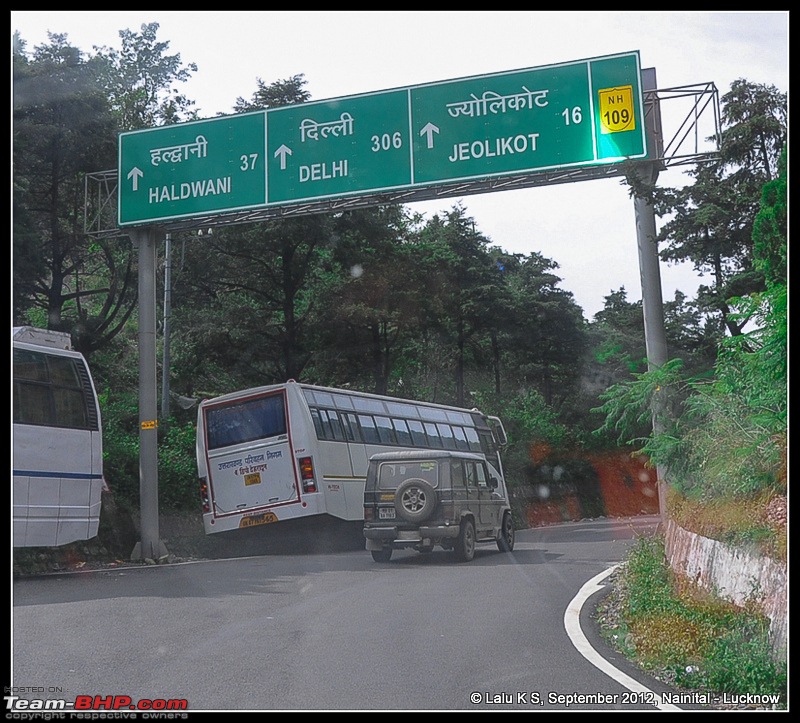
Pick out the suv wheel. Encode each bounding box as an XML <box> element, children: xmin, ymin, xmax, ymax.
<box><xmin>394</xmin><ymin>478</ymin><xmax>437</xmax><ymax>523</ymax></box>
<box><xmin>497</xmin><ymin>512</ymin><xmax>515</xmax><ymax>552</ymax></box>
<box><xmin>371</xmin><ymin>548</ymin><xmax>392</xmax><ymax>563</ymax></box>
<box><xmin>454</xmin><ymin>518</ymin><xmax>476</xmax><ymax>562</ymax></box>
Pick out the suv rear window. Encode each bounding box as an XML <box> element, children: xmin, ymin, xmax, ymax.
<box><xmin>377</xmin><ymin>460</ymin><xmax>439</xmax><ymax>490</ymax></box>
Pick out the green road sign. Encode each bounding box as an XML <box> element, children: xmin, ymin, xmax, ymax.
<box><xmin>118</xmin><ymin>52</ymin><xmax>646</xmax><ymax>226</ymax></box>
<box><xmin>266</xmin><ymin>89</ymin><xmax>412</xmax><ymax>203</ymax></box>
<box><xmin>410</xmin><ymin>53</ymin><xmax>645</xmax><ymax>184</ymax></box>
<box><xmin>118</xmin><ymin>112</ymin><xmax>266</xmax><ymax>225</ymax></box>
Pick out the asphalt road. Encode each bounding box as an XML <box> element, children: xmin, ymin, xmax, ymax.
<box><xmin>12</xmin><ymin>515</ymin><xmax>712</xmax><ymax>712</ymax></box>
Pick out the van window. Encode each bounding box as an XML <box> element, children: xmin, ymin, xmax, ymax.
<box><xmin>450</xmin><ymin>460</ymin><xmax>466</xmax><ymax>489</ymax></box>
<box><xmin>377</xmin><ymin>460</ymin><xmax>439</xmax><ymax>489</ymax></box>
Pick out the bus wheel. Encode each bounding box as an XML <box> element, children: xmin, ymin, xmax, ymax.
<box><xmin>497</xmin><ymin>512</ymin><xmax>515</xmax><ymax>552</ymax></box>
<box><xmin>371</xmin><ymin>548</ymin><xmax>392</xmax><ymax>563</ymax></box>
<box><xmin>394</xmin><ymin>478</ymin><xmax>437</xmax><ymax>523</ymax></box>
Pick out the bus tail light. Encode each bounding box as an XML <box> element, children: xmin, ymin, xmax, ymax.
<box><xmin>199</xmin><ymin>478</ymin><xmax>210</xmax><ymax>513</ymax></box>
<box><xmin>298</xmin><ymin>456</ymin><xmax>317</xmax><ymax>493</ymax></box>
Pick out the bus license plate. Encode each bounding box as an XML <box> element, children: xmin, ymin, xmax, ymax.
<box><xmin>240</xmin><ymin>512</ymin><xmax>278</xmax><ymax>528</ymax></box>
<box><xmin>379</xmin><ymin>508</ymin><xmax>396</xmax><ymax>520</ymax></box>
<box><xmin>244</xmin><ymin>472</ymin><xmax>261</xmax><ymax>486</ymax></box>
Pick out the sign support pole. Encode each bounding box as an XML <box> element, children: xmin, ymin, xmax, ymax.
<box><xmin>632</xmin><ymin>68</ymin><xmax>669</xmax><ymax>524</ymax></box>
<box><xmin>161</xmin><ymin>232</ymin><xmax>172</xmax><ymax>419</ymax></box>
<box><xmin>130</xmin><ymin>226</ymin><xmax>169</xmax><ymax>561</ymax></box>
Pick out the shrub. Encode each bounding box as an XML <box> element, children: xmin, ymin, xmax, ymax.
<box><xmin>608</xmin><ymin>535</ymin><xmax>786</xmax><ymax>705</ymax></box>
<box><xmin>101</xmin><ymin>390</ymin><xmax>200</xmax><ymax>514</ymax></box>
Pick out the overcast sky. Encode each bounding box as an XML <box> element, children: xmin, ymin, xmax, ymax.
<box><xmin>11</xmin><ymin>11</ymin><xmax>789</xmax><ymax>318</ymax></box>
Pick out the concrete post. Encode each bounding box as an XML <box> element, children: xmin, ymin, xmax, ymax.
<box><xmin>130</xmin><ymin>227</ymin><xmax>168</xmax><ymax>561</ymax></box>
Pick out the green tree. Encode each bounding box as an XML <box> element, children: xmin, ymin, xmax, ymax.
<box><xmin>499</xmin><ymin>251</ymin><xmax>586</xmax><ymax>408</ymax></box>
<box><xmin>590</xmin><ymin>288</ymin><xmax>647</xmax><ymax>374</ymax></box>
<box><xmin>13</xmin><ymin>24</ymin><xmax>201</xmax><ymax>356</ymax></box>
<box><xmin>654</xmin><ymin>79</ymin><xmax>786</xmax><ymax>336</ymax></box>
<box><xmin>751</xmin><ymin>147</ymin><xmax>787</xmax><ymax>288</ymax></box>
<box><xmin>594</xmin><ymin>149</ymin><xmax>787</xmax><ymax>499</ymax></box>
<box><xmin>93</xmin><ymin>22</ymin><xmax>198</xmax><ymax>128</ymax></box>
<box><xmin>233</xmin><ymin>73</ymin><xmax>310</xmax><ymax>113</ymax></box>
<box><xmin>305</xmin><ymin>206</ymin><xmax>422</xmax><ymax>394</ymax></box>
<box><xmin>174</xmin><ymin>214</ymin><xmax>333</xmax><ymax>388</ymax></box>
<box><xmin>12</xmin><ymin>32</ymin><xmax>133</xmax><ymax>354</ymax></box>
<box><xmin>170</xmin><ymin>74</ymin><xmax>334</xmax><ymax>390</ymax></box>
<box><xmin>412</xmin><ymin>205</ymin><xmax>502</xmax><ymax>406</ymax></box>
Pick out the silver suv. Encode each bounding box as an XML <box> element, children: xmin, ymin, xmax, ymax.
<box><xmin>363</xmin><ymin>449</ymin><xmax>515</xmax><ymax>562</ymax></box>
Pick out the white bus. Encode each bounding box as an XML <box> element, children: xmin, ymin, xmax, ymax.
<box><xmin>12</xmin><ymin>327</ymin><xmax>104</xmax><ymax>547</ymax></box>
<box><xmin>196</xmin><ymin>380</ymin><xmax>508</xmax><ymax>535</ymax></box>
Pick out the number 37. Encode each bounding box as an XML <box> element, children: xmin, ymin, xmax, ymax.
<box><xmin>240</xmin><ymin>153</ymin><xmax>259</xmax><ymax>170</ymax></box>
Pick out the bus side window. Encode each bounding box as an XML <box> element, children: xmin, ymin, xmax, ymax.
<box><xmin>13</xmin><ymin>380</ymin><xmax>50</xmax><ymax>425</ymax></box>
<box><xmin>406</xmin><ymin>419</ymin><xmax>428</xmax><ymax>447</ymax></box>
<box><xmin>322</xmin><ymin>409</ymin><xmax>346</xmax><ymax>441</ymax></box>
<box><xmin>452</xmin><ymin>425</ymin><xmax>470</xmax><ymax>451</ymax></box>
<box><xmin>47</xmin><ymin>355</ymin><xmax>82</xmax><ymax>387</ymax></box>
<box><xmin>13</xmin><ymin>349</ymin><xmax>49</xmax><ymax>382</ymax></box>
<box><xmin>424</xmin><ymin>422</ymin><xmax>443</xmax><ymax>448</ymax></box>
<box><xmin>340</xmin><ymin>412</ymin><xmax>360</xmax><ymax>442</ymax></box>
<box><xmin>392</xmin><ymin>418</ymin><xmax>413</xmax><ymax>446</ymax></box>
<box><xmin>357</xmin><ymin>415</ymin><xmax>380</xmax><ymax>444</ymax></box>
<box><xmin>310</xmin><ymin>408</ymin><xmax>325</xmax><ymax>439</ymax></box>
<box><xmin>478</xmin><ymin>431</ymin><xmax>495</xmax><ymax>457</ymax></box>
<box><xmin>375</xmin><ymin>416</ymin><xmax>397</xmax><ymax>445</ymax></box>
<box><xmin>55</xmin><ymin>386</ymin><xmax>90</xmax><ymax>428</ymax></box>
<box><xmin>437</xmin><ymin>423</ymin><xmax>457</xmax><ymax>450</ymax></box>
<box><xmin>464</xmin><ymin>427</ymin><xmax>482</xmax><ymax>452</ymax></box>
<box><xmin>13</xmin><ymin>352</ymin><xmax>90</xmax><ymax>429</ymax></box>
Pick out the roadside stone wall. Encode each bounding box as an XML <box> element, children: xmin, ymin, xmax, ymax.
<box><xmin>664</xmin><ymin>519</ymin><xmax>787</xmax><ymax>659</ymax></box>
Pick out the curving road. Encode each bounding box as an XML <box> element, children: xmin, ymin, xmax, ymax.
<box><xmin>12</xmin><ymin>515</ymin><xmax>709</xmax><ymax>711</ymax></box>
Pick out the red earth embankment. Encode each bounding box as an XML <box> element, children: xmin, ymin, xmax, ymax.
<box><xmin>522</xmin><ymin>448</ymin><xmax>660</xmax><ymax>527</ymax></box>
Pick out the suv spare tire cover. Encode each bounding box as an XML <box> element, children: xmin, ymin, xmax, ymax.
<box><xmin>394</xmin><ymin>478</ymin><xmax>437</xmax><ymax>523</ymax></box>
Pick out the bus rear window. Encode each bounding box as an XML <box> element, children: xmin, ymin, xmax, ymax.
<box><xmin>13</xmin><ymin>349</ymin><xmax>94</xmax><ymax>429</ymax></box>
<box><xmin>206</xmin><ymin>394</ymin><xmax>287</xmax><ymax>450</ymax></box>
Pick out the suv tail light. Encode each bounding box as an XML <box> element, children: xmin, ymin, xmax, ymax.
<box><xmin>440</xmin><ymin>501</ymin><xmax>455</xmax><ymax>523</ymax></box>
<box><xmin>299</xmin><ymin>456</ymin><xmax>317</xmax><ymax>493</ymax></box>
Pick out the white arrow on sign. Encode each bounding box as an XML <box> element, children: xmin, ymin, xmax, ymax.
<box><xmin>420</xmin><ymin>123</ymin><xmax>440</xmax><ymax>149</ymax></box>
<box><xmin>127</xmin><ymin>167</ymin><xmax>143</xmax><ymax>191</ymax></box>
<box><xmin>274</xmin><ymin>144</ymin><xmax>293</xmax><ymax>170</ymax></box>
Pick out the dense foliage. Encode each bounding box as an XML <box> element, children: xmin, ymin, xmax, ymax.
<box><xmin>594</xmin><ymin>148</ymin><xmax>787</xmax><ymax>504</ymax></box>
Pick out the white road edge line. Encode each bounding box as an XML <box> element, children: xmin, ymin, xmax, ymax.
<box><xmin>564</xmin><ymin>564</ymin><xmax>683</xmax><ymax>712</ymax></box>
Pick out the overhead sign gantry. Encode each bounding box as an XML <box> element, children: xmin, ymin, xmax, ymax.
<box><xmin>118</xmin><ymin>50</ymin><xmax>646</xmax><ymax>226</ymax></box>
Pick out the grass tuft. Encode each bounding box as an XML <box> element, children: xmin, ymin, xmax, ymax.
<box><xmin>666</xmin><ymin>487</ymin><xmax>787</xmax><ymax>562</ymax></box>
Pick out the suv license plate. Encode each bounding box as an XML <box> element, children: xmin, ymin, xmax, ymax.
<box><xmin>378</xmin><ymin>508</ymin><xmax>396</xmax><ymax>520</ymax></box>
